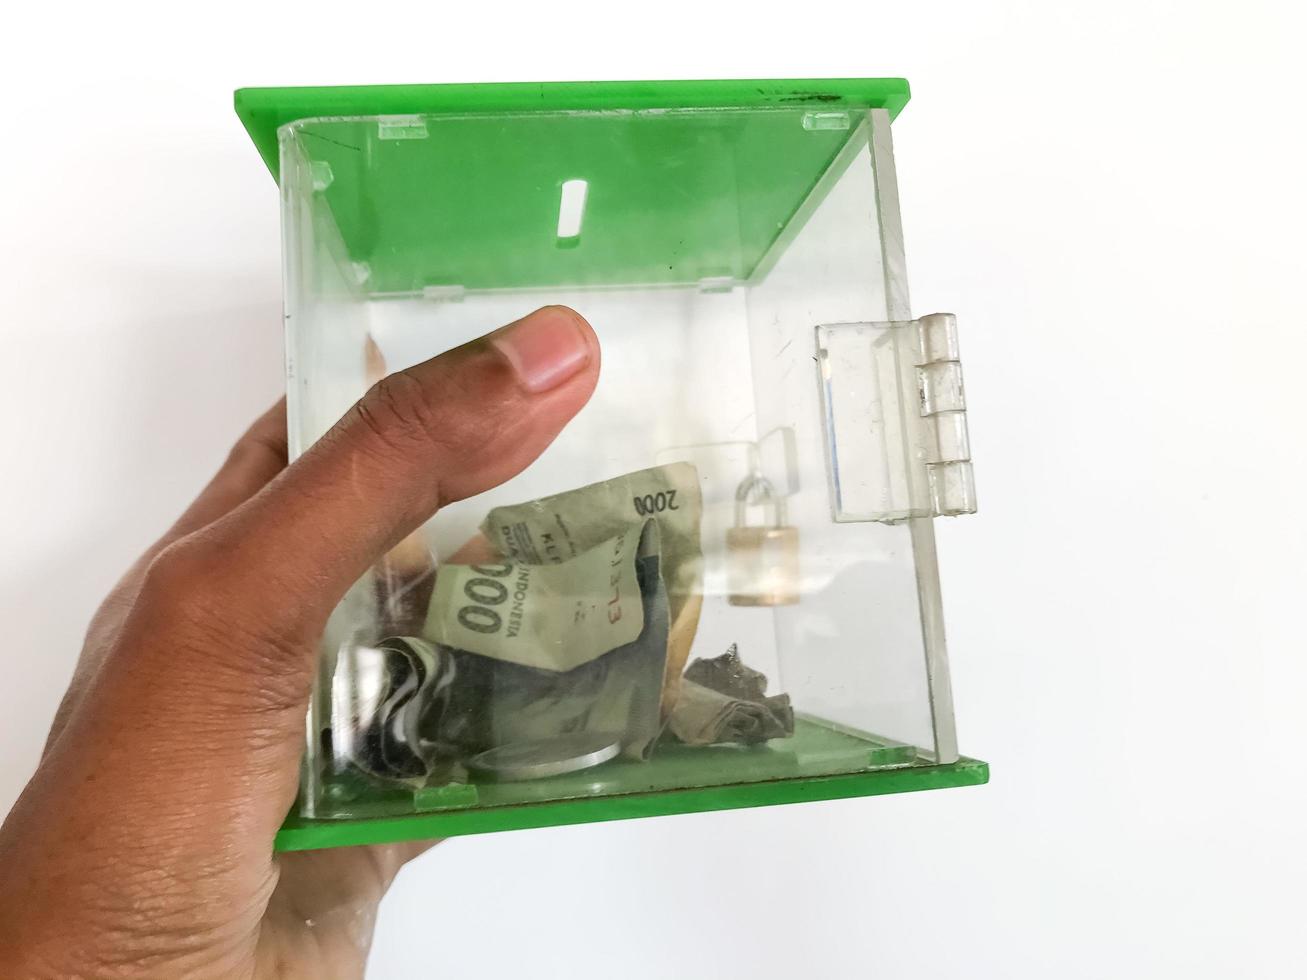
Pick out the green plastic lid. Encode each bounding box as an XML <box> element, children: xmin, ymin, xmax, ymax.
<box><xmin>235</xmin><ymin>79</ymin><xmax>911</xmax><ymax>292</ymax></box>
<box><xmin>235</xmin><ymin>78</ymin><xmax>910</xmax><ymax>178</ymax></box>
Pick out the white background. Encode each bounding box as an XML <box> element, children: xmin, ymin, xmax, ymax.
<box><xmin>2</xmin><ymin>2</ymin><xmax>1304</xmax><ymax>977</ymax></box>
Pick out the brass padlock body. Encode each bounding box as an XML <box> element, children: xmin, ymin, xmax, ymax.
<box><xmin>726</xmin><ymin>525</ymin><xmax>800</xmax><ymax>606</ymax></box>
<box><xmin>727</xmin><ymin>474</ymin><xmax>800</xmax><ymax>606</ymax></box>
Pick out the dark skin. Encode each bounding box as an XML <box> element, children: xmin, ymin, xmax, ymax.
<box><xmin>0</xmin><ymin>306</ymin><xmax>601</xmax><ymax>979</ymax></box>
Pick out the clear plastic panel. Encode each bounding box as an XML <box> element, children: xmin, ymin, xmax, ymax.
<box><xmin>279</xmin><ymin>107</ymin><xmax>956</xmax><ymax>819</ymax></box>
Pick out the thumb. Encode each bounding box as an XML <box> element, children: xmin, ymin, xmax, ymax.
<box><xmin>83</xmin><ymin>305</ymin><xmax>597</xmax><ymax>813</ymax></box>
<box><xmin>170</xmin><ymin>304</ymin><xmax>599</xmax><ymax>643</ymax></box>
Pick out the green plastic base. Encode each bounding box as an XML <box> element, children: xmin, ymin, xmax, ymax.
<box><xmin>275</xmin><ymin>719</ymin><xmax>988</xmax><ymax>851</ymax></box>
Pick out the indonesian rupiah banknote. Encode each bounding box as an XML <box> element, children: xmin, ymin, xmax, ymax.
<box><xmin>478</xmin><ymin>462</ymin><xmax>704</xmax><ymax>717</ymax></box>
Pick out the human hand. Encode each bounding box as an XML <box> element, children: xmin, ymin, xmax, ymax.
<box><xmin>0</xmin><ymin>306</ymin><xmax>600</xmax><ymax>979</ymax></box>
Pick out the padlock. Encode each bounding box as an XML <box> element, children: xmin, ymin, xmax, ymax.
<box><xmin>725</xmin><ymin>474</ymin><xmax>800</xmax><ymax>606</ymax></box>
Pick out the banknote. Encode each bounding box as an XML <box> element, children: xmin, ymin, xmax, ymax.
<box><xmin>683</xmin><ymin>643</ymin><xmax>768</xmax><ymax>700</ymax></box>
<box><xmin>422</xmin><ymin>519</ymin><xmax>670</xmax><ymax>761</ymax></box>
<box><xmin>668</xmin><ymin>645</ymin><xmax>795</xmax><ymax>746</ymax></box>
<box><xmin>422</xmin><ymin>524</ymin><xmax>650</xmax><ymax>672</ymax></box>
<box><xmin>480</xmin><ymin>462</ymin><xmax>703</xmax><ymax>714</ymax></box>
<box><xmin>667</xmin><ymin>680</ymin><xmax>794</xmax><ymax>746</ymax></box>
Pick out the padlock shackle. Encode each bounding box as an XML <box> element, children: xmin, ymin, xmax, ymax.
<box><xmin>734</xmin><ymin>473</ymin><xmax>787</xmax><ymax>527</ymax></box>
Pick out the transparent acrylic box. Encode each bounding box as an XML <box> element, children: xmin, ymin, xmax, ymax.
<box><xmin>235</xmin><ymin>80</ymin><xmax>986</xmax><ymax>850</ymax></box>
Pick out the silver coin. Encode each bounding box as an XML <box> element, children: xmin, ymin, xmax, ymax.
<box><xmin>466</xmin><ymin>733</ymin><xmax>622</xmax><ymax>782</ymax></box>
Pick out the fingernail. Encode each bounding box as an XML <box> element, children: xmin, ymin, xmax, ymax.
<box><xmin>489</xmin><ymin>307</ymin><xmax>591</xmax><ymax>393</ymax></box>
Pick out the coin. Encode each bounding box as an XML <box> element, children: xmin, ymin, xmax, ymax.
<box><xmin>466</xmin><ymin>733</ymin><xmax>622</xmax><ymax>782</ymax></box>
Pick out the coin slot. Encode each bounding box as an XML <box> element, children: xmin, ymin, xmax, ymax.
<box><xmin>556</xmin><ymin>178</ymin><xmax>588</xmax><ymax>246</ymax></box>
